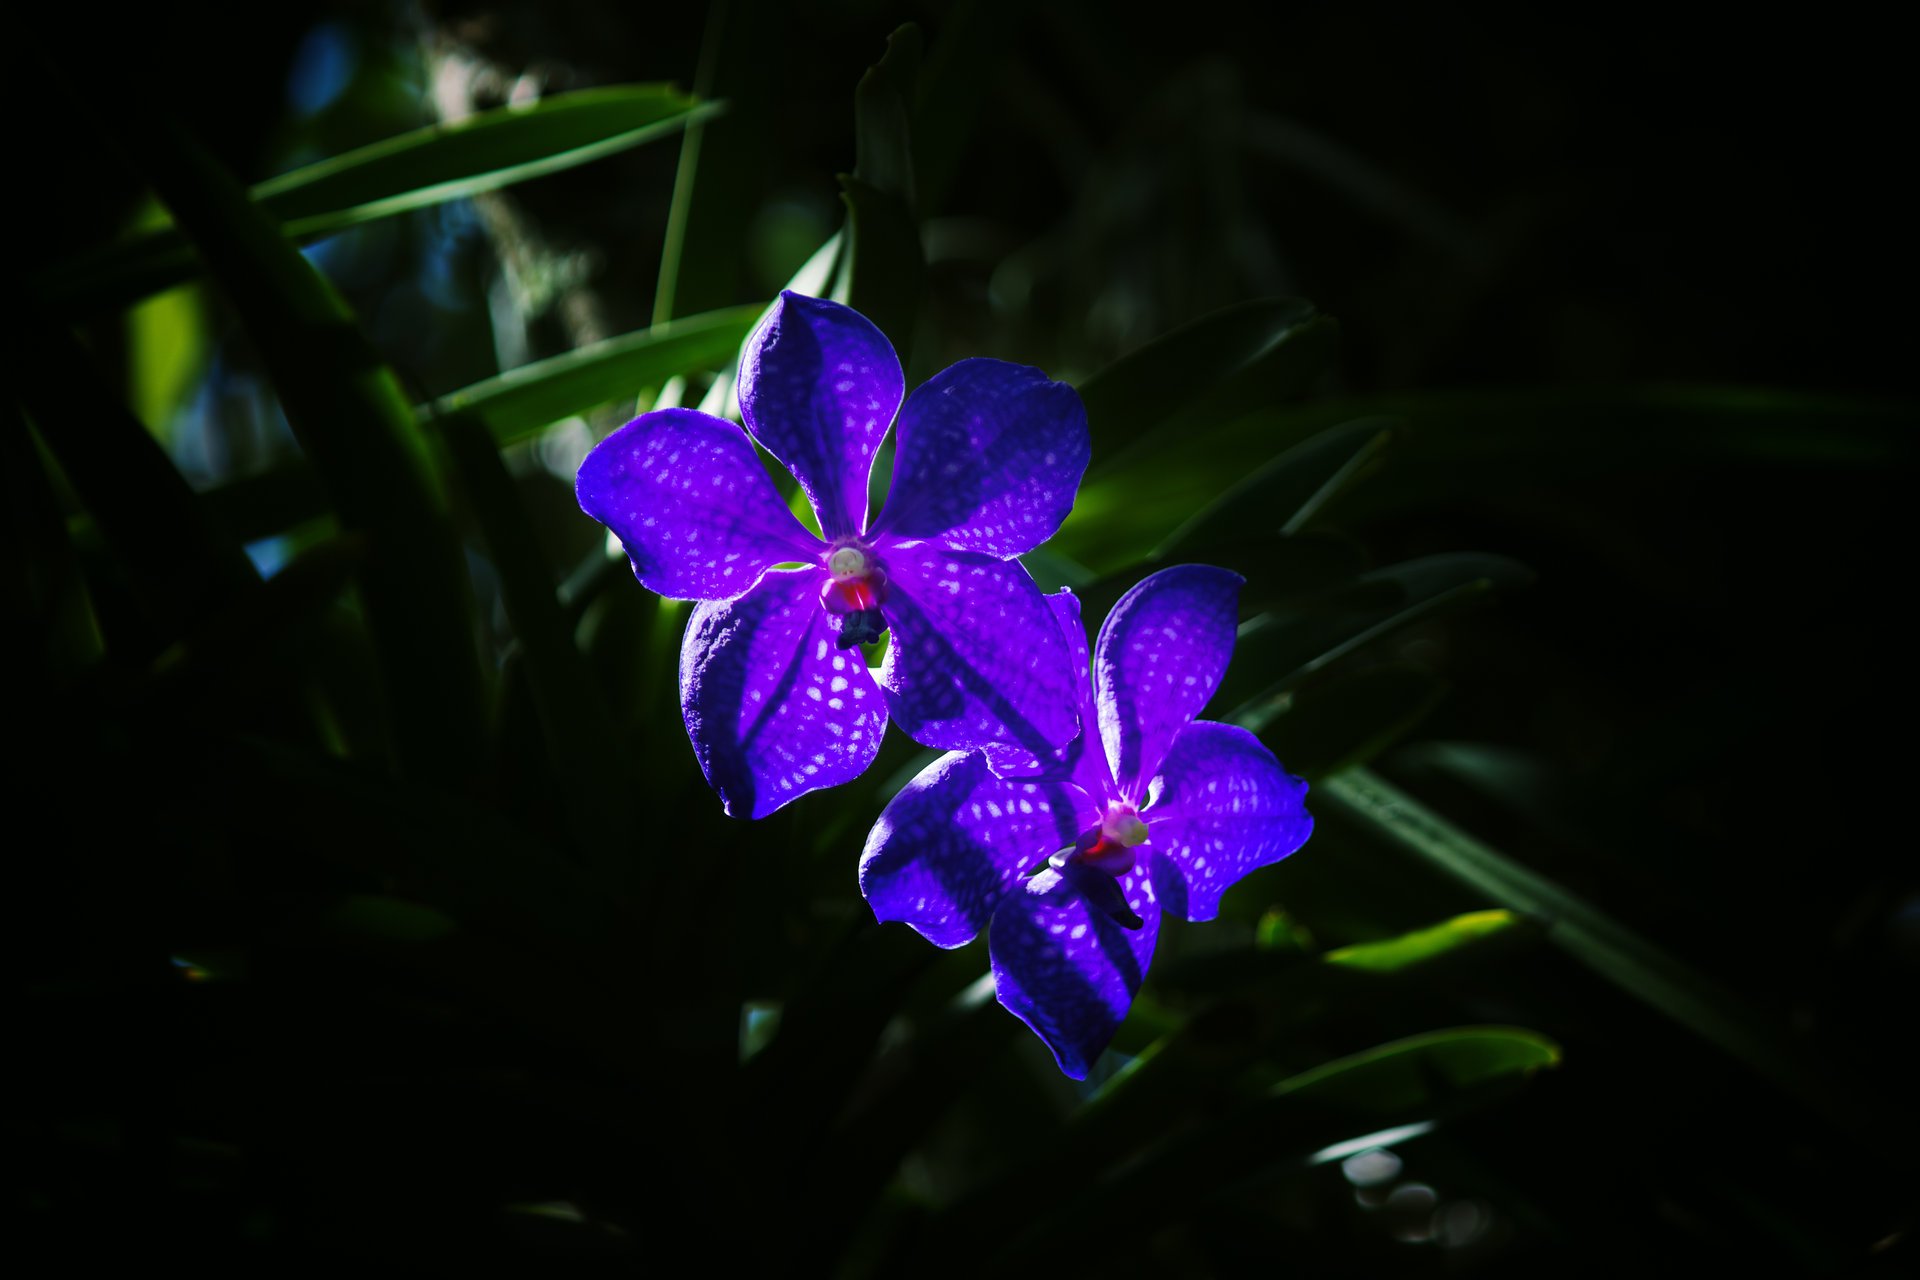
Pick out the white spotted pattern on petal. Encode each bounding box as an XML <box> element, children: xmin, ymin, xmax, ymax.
<box><xmin>876</xmin><ymin>541</ymin><xmax>1079</xmax><ymax>759</ymax></box>
<box><xmin>860</xmin><ymin>753</ymin><xmax>1093</xmax><ymax>948</ymax></box>
<box><xmin>680</xmin><ymin>569</ymin><xmax>887</xmax><ymax>819</ymax></box>
<box><xmin>576</xmin><ymin>408</ymin><xmax>821</xmax><ymax>601</ymax></box>
<box><xmin>988</xmin><ymin>864</ymin><xmax>1161</xmax><ymax>1080</ymax></box>
<box><xmin>1143</xmin><ymin>720</ymin><xmax>1311</xmax><ymax>922</ymax></box>
<box><xmin>737</xmin><ymin>292</ymin><xmax>903</xmax><ymax>540</ymax></box>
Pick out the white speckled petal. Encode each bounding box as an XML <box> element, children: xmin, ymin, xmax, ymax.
<box><xmin>1095</xmin><ymin>564</ymin><xmax>1244</xmax><ymax>799</ymax></box>
<box><xmin>576</xmin><ymin>408</ymin><xmax>822</xmax><ymax>601</ymax></box>
<box><xmin>736</xmin><ymin>291</ymin><xmax>903</xmax><ymax>540</ymax></box>
<box><xmin>984</xmin><ymin>589</ymin><xmax>1115</xmax><ymax>800</ymax></box>
<box><xmin>870</xmin><ymin>358</ymin><xmax>1089</xmax><ymax>557</ymax></box>
<box><xmin>989</xmin><ymin>862</ymin><xmax>1161</xmax><ymax>1080</ymax></box>
<box><xmin>680</xmin><ymin>569</ymin><xmax>887</xmax><ymax>819</ymax></box>
<box><xmin>876</xmin><ymin>541</ymin><xmax>1079</xmax><ymax>759</ymax></box>
<box><xmin>860</xmin><ymin>752</ymin><xmax>1094</xmax><ymax>948</ymax></box>
<box><xmin>1144</xmin><ymin>721</ymin><xmax>1312</xmax><ymax>921</ymax></box>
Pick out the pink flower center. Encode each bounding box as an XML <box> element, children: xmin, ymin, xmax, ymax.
<box><xmin>1076</xmin><ymin>801</ymin><xmax>1149</xmax><ymax>876</ymax></box>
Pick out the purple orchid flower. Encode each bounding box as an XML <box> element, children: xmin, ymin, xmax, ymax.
<box><xmin>576</xmin><ymin>291</ymin><xmax>1088</xmax><ymax>819</ymax></box>
<box><xmin>859</xmin><ymin>565</ymin><xmax>1313</xmax><ymax>1078</ymax></box>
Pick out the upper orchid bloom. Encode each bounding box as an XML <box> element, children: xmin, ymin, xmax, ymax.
<box><xmin>859</xmin><ymin>565</ymin><xmax>1313</xmax><ymax>1078</ymax></box>
<box><xmin>576</xmin><ymin>291</ymin><xmax>1088</xmax><ymax>819</ymax></box>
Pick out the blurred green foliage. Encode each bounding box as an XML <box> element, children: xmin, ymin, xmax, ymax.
<box><xmin>9</xmin><ymin>0</ymin><xmax>1914</xmax><ymax>1273</ymax></box>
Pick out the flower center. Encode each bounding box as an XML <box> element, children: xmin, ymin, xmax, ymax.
<box><xmin>819</xmin><ymin>540</ymin><xmax>890</xmax><ymax>649</ymax></box>
<box><xmin>828</xmin><ymin>545</ymin><xmax>869</xmax><ymax>581</ymax></box>
<box><xmin>1040</xmin><ymin>802</ymin><xmax>1151</xmax><ymax>931</ymax></box>
<box><xmin>1056</xmin><ymin>802</ymin><xmax>1150</xmax><ymax>879</ymax></box>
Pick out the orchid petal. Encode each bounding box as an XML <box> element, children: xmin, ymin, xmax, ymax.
<box><xmin>1144</xmin><ymin>721</ymin><xmax>1312</xmax><ymax>921</ymax></box>
<box><xmin>1095</xmin><ymin>564</ymin><xmax>1244</xmax><ymax>798</ymax></box>
<box><xmin>576</xmin><ymin>409</ymin><xmax>821</xmax><ymax>601</ymax></box>
<box><xmin>876</xmin><ymin>541</ymin><xmax>1079</xmax><ymax>759</ymax></box>
<box><xmin>861</xmin><ymin>753</ymin><xmax>1094</xmax><ymax>948</ymax></box>
<box><xmin>737</xmin><ymin>291</ymin><xmax>902</xmax><ymax>540</ymax></box>
<box><xmin>680</xmin><ymin>568</ymin><xmax>886</xmax><ymax>819</ymax></box>
<box><xmin>989</xmin><ymin>863</ymin><xmax>1161</xmax><ymax>1080</ymax></box>
<box><xmin>984</xmin><ymin>590</ymin><xmax>1116</xmax><ymax>801</ymax></box>
<box><xmin>870</xmin><ymin>358</ymin><xmax>1089</xmax><ymax>557</ymax></box>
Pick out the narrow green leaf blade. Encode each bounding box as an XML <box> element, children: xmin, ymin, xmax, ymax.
<box><xmin>1225</xmin><ymin>553</ymin><xmax>1533</xmax><ymax>730</ymax></box>
<box><xmin>440</xmin><ymin>414</ymin><xmax>638</xmax><ymax>881</ymax></box>
<box><xmin>1323</xmin><ymin>910</ymin><xmax>1528</xmax><ymax>974</ymax></box>
<box><xmin>15</xmin><ymin>314</ymin><xmax>258</xmax><ymax>647</ymax></box>
<box><xmin>1153</xmin><ymin>416</ymin><xmax>1397</xmax><ymax>558</ymax></box>
<box><xmin>426</xmin><ymin>304</ymin><xmax>762</xmax><ymax>446</ymax></box>
<box><xmin>46</xmin><ymin>86</ymin><xmax>711</xmax><ymax>314</ymax></box>
<box><xmin>132</xmin><ymin>115</ymin><xmax>487</xmax><ymax>784</ymax></box>
<box><xmin>1076</xmin><ymin>298</ymin><xmax>1338</xmax><ymax>478</ymax></box>
<box><xmin>1273</xmin><ymin>1025</ymin><xmax>1560</xmax><ymax>1111</ymax></box>
<box><xmin>257</xmin><ymin>85</ymin><xmax>710</xmax><ymax>229</ymax></box>
<box><xmin>1319</xmin><ymin>767</ymin><xmax>1879</xmax><ymax>1135</ymax></box>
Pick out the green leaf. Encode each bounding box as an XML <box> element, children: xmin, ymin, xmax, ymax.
<box><xmin>319</xmin><ymin>893</ymin><xmax>458</xmax><ymax>945</ymax></box>
<box><xmin>852</xmin><ymin>24</ymin><xmax>922</xmax><ymax>205</ymax></box>
<box><xmin>15</xmin><ymin>314</ymin><xmax>258</xmax><ymax>649</ymax></box>
<box><xmin>45</xmin><ymin>86</ymin><xmax>713</xmax><ymax>314</ymax></box>
<box><xmin>1225</xmin><ymin>553</ymin><xmax>1533</xmax><ymax>731</ymax></box>
<box><xmin>439</xmin><ymin>415</ymin><xmax>638</xmax><ymax>883</ymax></box>
<box><xmin>1274</xmin><ymin>1024</ymin><xmax>1559</xmax><ymax>1110</ymax></box>
<box><xmin>131</xmin><ymin>114</ymin><xmax>487</xmax><ymax>785</ymax></box>
<box><xmin>834</xmin><ymin>175</ymin><xmax>925</xmax><ymax>366</ymax></box>
<box><xmin>2</xmin><ymin>406</ymin><xmax>103</xmax><ymax>672</ymax></box>
<box><xmin>199</xmin><ymin>463</ymin><xmax>331</xmax><ymax>546</ymax></box>
<box><xmin>1152</xmin><ymin>416</ymin><xmax>1396</xmax><ymax>558</ymax></box>
<box><xmin>969</xmin><ymin>1026</ymin><xmax>1556</xmax><ymax>1271</ymax></box>
<box><xmin>427</xmin><ymin>304</ymin><xmax>763</xmax><ymax>446</ymax></box>
<box><xmin>1076</xmin><ymin>298</ymin><xmax>1338</xmax><ymax>477</ymax></box>
<box><xmin>1323</xmin><ymin>910</ymin><xmax>1528</xmax><ymax>974</ymax></box>
<box><xmin>1319</xmin><ymin>767</ymin><xmax>1881</xmax><ymax>1137</ymax></box>
<box><xmin>832</xmin><ymin>26</ymin><xmax>925</xmax><ymax>362</ymax></box>
<box><xmin>1258</xmin><ymin>662</ymin><xmax>1448</xmax><ymax>778</ymax></box>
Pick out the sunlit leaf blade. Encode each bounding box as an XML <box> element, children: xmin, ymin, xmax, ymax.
<box><xmin>1274</xmin><ymin>1025</ymin><xmax>1559</xmax><ymax>1109</ymax></box>
<box><xmin>1225</xmin><ymin>553</ymin><xmax>1533</xmax><ymax>731</ymax></box>
<box><xmin>258</xmin><ymin>86</ymin><xmax>708</xmax><ymax>225</ymax></box>
<box><xmin>1154</xmin><ymin>417</ymin><xmax>1397</xmax><ymax>557</ymax></box>
<box><xmin>45</xmin><ymin>86</ymin><xmax>713</xmax><ymax>314</ymax></box>
<box><xmin>1323</xmin><ymin>910</ymin><xmax>1528</xmax><ymax>974</ymax></box>
<box><xmin>428</xmin><ymin>304</ymin><xmax>762</xmax><ymax>445</ymax></box>
<box><xmin>1076</xmin><ymin>297</ymin><xmax>1338</xmax><ymax>478</ymax></box>
<box><xmin>131</xmin><ymin>115</ymin><xmax>487</xmax><ymax>784</ymax></box>
<box><xmin>194</xmin><ymin>307</ymin><xmax>761</xmax><ymax>547</ymax></box>
<box><xmin>439</xmin><ymin>416</ymin><xmax>638</xmax><ymax>883</ymax></box>
<box><xmin>1319</xmin><ymin>767</ymin><xmax>1879</xmax><ymax>1136</ymax></box>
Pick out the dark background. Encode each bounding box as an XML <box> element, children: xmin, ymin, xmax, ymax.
<box><xmin>11</xmin><ymin>0</ymin><xmax>1914</xmax><ymax>1272</ymax></box>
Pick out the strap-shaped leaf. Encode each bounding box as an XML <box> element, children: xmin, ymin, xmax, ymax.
<box><xmin>45</xmin><ymin>86</ymin><xmax>712</xmax><ymax>314</ymax></box>
<box><xmin>130</xmin><ymin>114</ymin><xmax>487</xmax><ymax>785</ymax></box>
<box><xmin>1320</xmin><ymin>767</ymin><xmax>1877</xmax><ymax>1137</ymax></box>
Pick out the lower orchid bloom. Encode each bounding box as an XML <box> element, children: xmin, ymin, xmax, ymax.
<box><xmin>859</xmin><ymin>565</ymin><xmax>1313</xmax><ymax>1078</ymax></box>
<box><xmin>576</xmin><ymin>291</ymin><xmax>1088</xmax><ymax>818</ymax></box>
